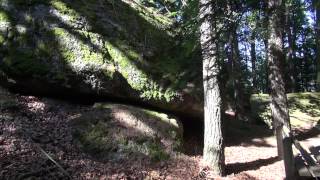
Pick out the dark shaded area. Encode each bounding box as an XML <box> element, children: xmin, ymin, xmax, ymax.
<box><xmin>309</xmin><ymin>146</ymin><xmax>320</xmax><ymax>162</ymax></box>
<box><xmin>183</xmin><ymin>116</ymin><xmax>275</xmax><ymax>156</ymax></box>
<box><xmin>294</xmin><ymin>123</ymin><xmax>320</xmax><ymax>141</ymax></box>
<box><xmin>294</xmin><ymin>153</ymin><xmax>320</xmax><ymax>179</ymax></box>
<box><xmin>293</xmin><ymin>143</ymin><xmax>320</xmax><ymax>179</ymax></box>
<box><xmin>226</xmin><ymin>156</ymin><xmax>279</xmax><ymax>175</ymax></box>
<box><xmin>0</xmin><ymin>96</ymin><xmax>72</xmax><ymax>179</ymax></box>
<box><xmin>182</xmin><ymin>116</ymin><xmax>204</xmax><ymax>155</ymax></box>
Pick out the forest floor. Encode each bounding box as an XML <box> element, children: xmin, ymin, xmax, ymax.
<box><xmin>1</xmin><ymin>90</ymin><xmax>319</xmax><ymax>179</ymax></box>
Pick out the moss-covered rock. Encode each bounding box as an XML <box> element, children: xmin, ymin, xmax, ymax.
<box><xmin>0</xmin><ymin>0</ymin><xmax>203</xmax><ymax>117</ymax></box>
<box><xmin>0</xmin><ymin>86</ymin><xmax>17</xmax><ymax>110</ymax></box>
<box><xmin>70</xmin><ymin>103</ymin><xmax>183</xmax><ymax>162</ymax></box>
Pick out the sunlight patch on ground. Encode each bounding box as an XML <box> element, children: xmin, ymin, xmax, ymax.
<box><xmin>251</xmin><ymin>92</ymin><xmax>320</xmax><ymax>129</ymax></box>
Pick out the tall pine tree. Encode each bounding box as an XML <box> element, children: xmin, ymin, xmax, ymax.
<box><xmin>199</xmin><ymin>0</ymin><xmax>224</xmax><ymax>175</ymax></box>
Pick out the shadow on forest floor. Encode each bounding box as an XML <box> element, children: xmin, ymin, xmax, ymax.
<box><xmin>183</xmin><ymin>116</ymin><xmax>275</xmax><ymax>156</ymax></box>
<box><xmin>225</xmin><ymin>156</ymin><xmax>279</xmax><ymax>175</ymax></box>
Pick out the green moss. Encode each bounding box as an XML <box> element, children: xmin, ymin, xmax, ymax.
<box><xmin>106</xmin><ymin>41</ymin><xmax>145</xmax><ymax>86</ymax></box>
<box><xmin>117</xmin><ymin>136</ymin><xmax>170</xmax><ymax>162</ymax></box>
<box><xmin>71</xmin><ymin>109</ymin><xmax>176</xmax><ymax>162</ymax></box>
<box><xmin>80</xmin><ymin>44</ymin><xmax>104</xmax><ymax>63</ymax></box>
<box><xmin>3</xmin><ymin>50</ymin><xmax>49</xmax><ymax>76</ymax></box>
<box><xmin>50</xmin><ymin>0</ymin><xmax>78</xmax><ymax>17</ymax></box>
<box><xmin>143</xmin><ymin>109</ymin><xmax>180</xmax><ymax>129</ymax></box>
<box><xmin>0</xmin><ymin>24</ymin><xmax>50</xmax><ymax>76</ymax></box>
<box><xmin>1</xmin><ymin>0</ymin><xmax>187</xmax><ymax>105</ymax></box>
<box><xmin>147</xmin><ymin>142</ymin><xmax>170</xmax><ymax>162</ymax></box>
<box><xmin>34</xmin><ymin>40</ymin><xmax>51</xmax><ymax>57</ymax></box>
<box><xmin>0</xmin><ymin>9</ymin><xmax>9</xmax><ymax>22</ymax></box>
<box><xmin>251</xmin><ymin>92</ymin><xmax>320</xmax><ymax>128</ymax></box>
<box><xmin>52</xmin><ymin>28</ymin><xmax>105</xmax><ymax>64</ymax></box>
<box><xmin>105</xmin><ymin>41</ymin><xmax>178</xmax><ymax>102</ymax></box>
<box><xmin>122</xmin><ymin>0</ymin><xmax>173</xmax><ymax>30</ymax></box>
<box><xmin>0</xmin><ymin>34</ymin><xmax>4</xmax><ymax>44</ymax></box>
<box><xmin>101</xmin><ymin>63</ymin><xmax>116</xmax><ymax>78</ymax></box>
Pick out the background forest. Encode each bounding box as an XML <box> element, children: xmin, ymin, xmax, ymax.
<box><xmin>0</xmin><ymin>0</ymin><xmax>319</xmax><ymax>179</ymax></box>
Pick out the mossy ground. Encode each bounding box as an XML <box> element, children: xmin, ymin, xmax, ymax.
<box><xmin>251</xmin><ymin>92</ymin><xmax>320</xmax><ymax>128</ymax></box>
<box><xmin>0</xmin><ymin>87</ymin><xmax>17</xmax><ymax>109</ymax></box>
<box><xmin>71</xmin><ymin>104</ymin><xmax>183</xmax><ymax>162</ymax></box>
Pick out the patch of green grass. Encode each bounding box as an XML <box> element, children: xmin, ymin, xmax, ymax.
<box><xmin>251</xmin><ymin>92</ymin><xmax>320</xmax><ymax>128</ymax></box>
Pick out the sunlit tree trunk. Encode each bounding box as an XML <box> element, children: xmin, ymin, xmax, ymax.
<box><xmin>267</xmin><ymin>0</ymin><xmax>297</xmax><ymax>179</ymax></box>
<box><xmin>199</xmin><ymin>0</ymin><xmax>224</xmax><ymax>175</ymax></box>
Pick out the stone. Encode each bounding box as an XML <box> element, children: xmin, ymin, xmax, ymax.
<box><xmin>70</xmin><ymin>103</ymin><xmax>183</xmax><ymax>162</ymax></box>
<box><xmin>0</xmin><ymin>0</ymin><xmax>203</xmax><ymax>117</ymax></box>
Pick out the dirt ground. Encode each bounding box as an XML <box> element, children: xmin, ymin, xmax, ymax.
<box><xmin>1</xmin><ymin>93</ymin><xmax>319</xmax><ymax>179</ymax></box>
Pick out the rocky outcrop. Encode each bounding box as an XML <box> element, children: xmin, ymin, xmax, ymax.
<box><xmin>71</xmin><ymin>103</ymin><xmax>183</xmax><ymax>161</ymax></box>
<box><xmin>0</xmin><ymin>0</ymin><xmax>203</xmax><ymax>117</ymax></box>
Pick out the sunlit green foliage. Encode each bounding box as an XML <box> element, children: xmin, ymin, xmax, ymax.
<box><xmin>251</xmin><ymin>92</ymin><xmax>320</xmax><ymax>128</ymax></box>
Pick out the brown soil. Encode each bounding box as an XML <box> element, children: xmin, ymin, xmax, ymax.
<box><xmin>1</xmin><ymin>93</ymin><xmax>317</xmax><ymax>179</ymax></box>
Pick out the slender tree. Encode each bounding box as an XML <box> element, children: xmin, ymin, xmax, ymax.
<box><xmin>199</xmin><ymin>0</ymin><xmax>224</xmax><ymax>175</ymax></box>
<box><xmin>285</xmin><ymin>0</ymin><xmax>297</xmax><ymax>92</ymax></box>
<box><xmin>267</xmin><ymin>0</ymin><xmax>297</xmax><ymax>179</ymax></box>
<box><xmin>262</xmin><ymin>0</ymin><xmax>270</xmax><ymax>94</ymax></box>
<box><xmin>314</xmin><ymin>0</ymin><xmax>320</xmax><ymax>90</ymax></box>
<box><xmin>230</xmin><ymin>21</ymin><xmax>248</xmax><ymax>121</ymax></box>
<box><xmin>250</xmin><ymin>27</ymin><xmax>258</xmax><ymax>93</ymax></box>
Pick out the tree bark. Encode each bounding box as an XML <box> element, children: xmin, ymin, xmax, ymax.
<box><xmin>315</xmin><ymin>1</ymin><xmax>320</xmax><ymax>91</ymax></box>
<box><xmin>250</xmin><ymin>31</ymin><xmax>257</xmax><ymax>93</ymax></box>
<box><xmin>264</xmin><ymin>39</ymin><xmax>269</xmax><ymax>94</ymax></box>
<box><xmin>267</xmin><ymin>0</ymin><xmax>297</xmax><ymax>179</ymax></box>
<box><xmin>230</xmin><ymin>23</ymin><xmax>248</xmax><ymax>121</ymax></box>
<box><xmin>285</xmin><ymin>1</ymin><xmax>296</xmax><ymax>93</ymax></box>
<box><xmin>263</xmin><ymin>1</ymin><xmax>270</xmax><ymax>94</ymax></box>
<box><xmin>199</xmin><ymin>0</ymin><xmax>224</xmax><ymax>176</ymax></box>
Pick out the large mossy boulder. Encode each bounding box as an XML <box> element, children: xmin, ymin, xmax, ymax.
<box><xmin>0</xmin><ymin>0</ymin><xmax>203</xmax><ymax>117</ymax></box>
<box><xmin>70</xmin><ymin>103</ymin><xmax>183</xmax><ymax>162</ymax></box>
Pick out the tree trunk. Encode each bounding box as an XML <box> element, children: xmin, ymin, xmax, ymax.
<box><xmin>250</xmin><ymin>31</ymin><xmax>257</xmax><ymax>93</ymax></box>
<box><xmin>285</xmin><ymin>1</ymin><xmax>296</xmax><ymax>93</ymax></box>
<box><xmin>264</xmin><ymin>39</ymin><xmax>269</xmax><ymax>94</ymax></box>
<box><xmin>267</xmin><ymin>0</ymin><xmax>297</xmax><ymax>179</ymax></box>
<box><xmin>230</xmin><ymin>24</ymin><xmax>248</xmax><ymax>121</ymax></box>
<box><xmin>315</xmin><ymin>1</ymin><xmax>320</xmax><ymax>91</ymax></box>
<box><xmin>199</xmin><ymin>0</ymin><xmax>224</xmax><ymax>176</ymax></box>
<box><xmin>263</xmin><ymin>1</ymin><xmax>270</xmax><ymax>94</ymax></box>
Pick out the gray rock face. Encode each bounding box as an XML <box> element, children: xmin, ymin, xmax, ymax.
<box><xmin>0</xmin><ymin>0</ymin><xmax>203</xmax><ymax>117</ymax></box>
